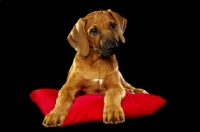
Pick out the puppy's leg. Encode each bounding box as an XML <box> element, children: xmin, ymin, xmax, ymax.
<box><xmin>123</xmin><ymin>82</ymin><xmax>148</xmax><ymax>94</ymax></box>
<box><xmin>119</xmin><ymin>72</ymin><xmax>148</xmax><ymax>94</ymax></box>
<box><xmin>103</xmin><ymin>87</ymin><xmax>126</xmax><ymax>124</ymax></box>
<box><xmin>42</xmin><ymin>83</ymin><xmax>80</xmax><ymax>127</ymax></box>
<box><xmin>103</xmin><ymin>74</ymin><xmax>126</xmax><ymax>124</ymax></box>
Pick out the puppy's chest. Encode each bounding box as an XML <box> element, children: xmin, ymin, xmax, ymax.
<box><xmin>93</xmin><ymin>78</ymin><xmax>103</xmax><ymax>85</ymax></box>
<box><xmin>76</xmin><ymin>58</ymin><xmax>113</xmax><ymax>94</ymax></box>
<box><xmin>79</xmin><ymin>60</ymin><xmax>109</xmax><ymax>80</ymax></box>
<box><xmin>84</xmin><ymin>78</ymin><xmax>104</xmax><ymax>87</ymax></box>
<box><xmin>81</xmin><ymin>78</ymin><xmax>106</xmax><ymax>94</ymax></box>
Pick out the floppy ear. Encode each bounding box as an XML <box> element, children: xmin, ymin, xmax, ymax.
<box><xmin>107</xmin><ymin>9</ymin><xmax>127</xmax><ymax>43</ymax></box>
<box><xmin>67</xmin><ymin>18</ymin><xmax>89</xmax><ymax>56</ymax></box>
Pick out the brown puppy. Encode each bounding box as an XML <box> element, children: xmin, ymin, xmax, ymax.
<box><xmin>42</xmin><ymin>9</ymin><xmax>148</xmax><ymax>127</ymax></box>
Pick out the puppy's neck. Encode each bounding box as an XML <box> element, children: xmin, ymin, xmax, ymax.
<box><xmin>87</xmin><ymin>47</ymin><xmax>102</xmax><ymax>62</ymax></box>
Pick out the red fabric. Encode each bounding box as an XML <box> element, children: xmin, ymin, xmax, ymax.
<box><xmin>30</xmin><ymin>88</ymin><xmax>166</xmax><ymax>126</ymax></box>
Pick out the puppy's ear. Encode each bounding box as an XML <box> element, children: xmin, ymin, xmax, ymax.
<box><xmin>107</xmin><ymin>9</ymin><xmax>127</xmax><ymax>43</ymax></box>
<box><xmin>67</xmin><ymin>18</ymin><xmax>89</xmax><ymax>56</ymax></box>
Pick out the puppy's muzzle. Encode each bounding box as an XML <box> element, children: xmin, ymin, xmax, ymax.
<box><xmin>100</xmin><ymin>37</ymin><xmax>120</xmax><ymax>57</ymax></box>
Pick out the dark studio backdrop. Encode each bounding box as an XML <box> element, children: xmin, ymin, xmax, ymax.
<box><xmin>2</xmin><ymin>0</ymin><xmax>198</xmax><ymax>131</ymax></box>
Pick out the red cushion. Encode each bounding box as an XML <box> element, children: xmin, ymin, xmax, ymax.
<box><xmin>30</xmin><ymin>88</ymin><xmax>166</xmax><ymax>126</ymax></box>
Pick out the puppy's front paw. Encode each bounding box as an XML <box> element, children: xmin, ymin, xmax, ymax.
<box><xmin>42</xmin><ymin>110</ymin><xmax>66</xmax><ymax>127</ymax></box>
<box><xmin>103</xmin><ymin>107</ymin><xmax>125</xmax><ymax>124</ymax></box>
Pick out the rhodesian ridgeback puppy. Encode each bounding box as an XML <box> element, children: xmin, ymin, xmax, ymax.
<box><xmin>42</xmin><ymin>9</ymin><xmax>148</xmax><ymax>127</ymax></box>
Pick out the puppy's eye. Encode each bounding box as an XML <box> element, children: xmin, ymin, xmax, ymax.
<box><xmin>110</xmin><ymin>22</ymin><xmax>117</xmax><ymax>30</ymax></box>
<box><xmin>90</xmin><ymin>28</ymin><xmax>98</xmax><ymax>35</ymax></box>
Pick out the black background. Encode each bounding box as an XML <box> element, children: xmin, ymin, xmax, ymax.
<box><xmin>1</xmin><ymin>0</ymin><xmax>198</xmax><ymax>131</ymax></box>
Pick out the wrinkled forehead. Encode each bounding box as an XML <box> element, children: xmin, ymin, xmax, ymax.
<box><xmin>84</xmin><ymin>11</ymin><xmax>115</xmax><ymax>30</ymax></box>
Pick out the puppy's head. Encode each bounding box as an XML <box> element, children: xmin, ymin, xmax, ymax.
<box><xmin>67</xmin><ymin>9</ymin><xmax>127</xmax><ymax>57</ymax></box>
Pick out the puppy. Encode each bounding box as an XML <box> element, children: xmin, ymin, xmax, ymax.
<box><xmin>42</xmin><ymin>9</ymin><xmax>147</xmax><ymax>127</ymax></box>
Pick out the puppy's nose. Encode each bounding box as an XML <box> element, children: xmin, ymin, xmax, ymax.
<box><xmin>108</xmin><ymin>42</ymin><xmax>119</xmax><ymax>51</ymax></box>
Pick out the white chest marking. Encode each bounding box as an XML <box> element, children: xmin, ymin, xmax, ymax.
<box><xmin>93</xmin><ymin>79</ymin><xmax>103</xmax><ymax>85</ymax></box>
